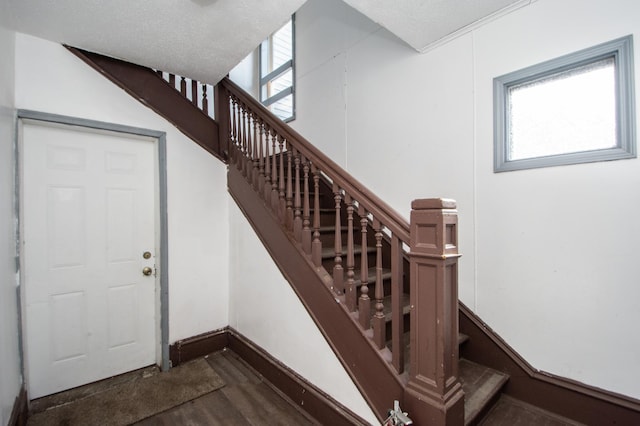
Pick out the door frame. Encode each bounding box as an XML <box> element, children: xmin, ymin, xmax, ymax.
<box><xmin>15</xmin><ymin>110</ymin><xmax>170</xmax><ymax>392</ymax></box>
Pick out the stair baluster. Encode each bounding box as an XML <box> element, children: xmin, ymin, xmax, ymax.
<box><xmin>373</xmin><ymin>219</ymin><xmax>386</xmax><ymax>348</ymax></box>
<box><xmin>263</xmin><ymin>125</ymin><xmax>272</xmax><ymax>201</ymax></box>
<box><xmin>240</xmin><ymin>105</ymin><xmax>247</xmax><ymax>175</ymax></box>
<box><xmin>358</xmin><ymin>205</ymin><xmax>370</xmax><ymax>329</ymax></box>
<box><xmin>252</xmin><ymin>116</ymin><xmax>259</xmax><ymax>190</ymax></box>
<box><xmin>169</xmin><ymin>73</ymin><xmax>176</xmax><ymax>90</ymax></box>
<box><xmin>301</xmin><ymin>156</ymin><xmax>312</xmax><ymax>255</ymax></box>
<box><xmin>230</xmin><ymin>96</ymin><xmax>238</xmax><ymax>166</ymax></box>
<box><xmin>270</xmin><ymin>131</ymin><xmax>279</xmax><ymax>213</ymax></box>
<box><xmin>332</xmin><ymin>184</ymin><xmax>344</xmax><ymax>295</ymax></box>
<box><xmin>278</xmin><ymin>136</ymin><xmax>286</xmax><ymax>222</ymax></box>
<box><xmin>258</xmin><ymin>120</ymin><xmax>265</xmax><ymax>193</ymax></box>
<box><xmin>311</xmin><ymin>166</ymin><xmax>322</xmax><ymax>267</ymax></box>
<box><xmin>286</xmin><ymin>149</ymin><xmax>294</xmax><ymax>230</ymax></box>
<box><xmin>202</xmin><ymin>84</ymin><xmax>208</xmax><ymax>116</ymax></box>
<box><xmin>244</xmin><ymin>109</ymin><xmax>252</xmax><ymax>179</ymax></box>
<box><xmin>391</xmin><ymin>235</ymin><xmax>405</xmax><ymax>373</ymax></box>
<box><xmin>293</xmin><ymin>149</ymin><xmax>302</xmax><ymax>241</ymax></box>
<box><xmin>180</xmin><ymin>76</ymin><xmax>187</xmax><ymax>97</ymax></box>
<box><xmin>345</xmin><ymin>195</ymin><xmax>356</xmax><ymax>310</ymax></box>
<box><xmin>191</xmin><ymin>79</ymin><xmax>198</xmax><ymax>107</ymax></box>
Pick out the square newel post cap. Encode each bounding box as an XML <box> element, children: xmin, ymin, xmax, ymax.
<box><xmin>411</xmin><ymin>198</ymin><xmax>456</xmax><ymax>210</ymax></box>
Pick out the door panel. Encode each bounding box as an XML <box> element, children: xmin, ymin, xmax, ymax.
<box><xmin>23</xmin><ymin>121</ymin><xmax>157</xmax><ymax>399</ymax></box>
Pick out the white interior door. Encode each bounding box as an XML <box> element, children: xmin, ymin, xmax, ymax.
<box><xmin>22</xmin><ymin>120</ymin><xmax>158</xmax><ymax>399</ymax></box>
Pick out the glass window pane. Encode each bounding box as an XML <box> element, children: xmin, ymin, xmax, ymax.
<box><xmin>267</xmin><ymin>68</ymin><xmax>293</xmax><ymax>98</ymax></box>
<box><xmin>269</xmin><ymin>93</ymin><xmax>294</xmax><ymax>122</ymax></box>
<box><xmin>508</xmin><ymin>57</ymin><xmax>616</xmax><ymax>161</ymax></box>
<box><xmin>271</xmin><ymin>20</ymin><xmax>292</xmax><ymax>70</ymax></box>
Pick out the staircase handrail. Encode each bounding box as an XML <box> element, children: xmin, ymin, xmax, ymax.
<box><xmin>219</xmin><ymin>77</ymin><xmax>410</xmax><ymax>243</ymax></box>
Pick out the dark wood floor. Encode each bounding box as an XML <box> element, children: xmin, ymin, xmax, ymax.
<box><xmin>134</xmin><ymin>350</ymin><xmax>320</xmax><ymax>425</ymax></box>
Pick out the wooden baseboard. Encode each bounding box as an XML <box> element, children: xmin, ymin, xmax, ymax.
<box><xmin>169</xmin><ymin>328</ymin><xmax>229</xmax><ymax>367</ymax></box>
<box><xmin>9</xmin><ymin>386</ymin><xmax>28</xmax><ymax>426</ymax></box>
<box><xmin>459</xmin><ymin>302</ymin><xmax>640</xmax><ymax>425</ymax></box>
<box><xmin>169</xmin><ymin>327</ymin><xmax>369</xmax><ymax>425</ymax></box>
<box><xmin>228</xmin><ymin>164</ymin><xmax>401</xmax><ymax>420</ymax></box>
<box><xmin>227</xmin><ymin>328</ymin><xmax>370</xmax><ymax>426</ymax></box>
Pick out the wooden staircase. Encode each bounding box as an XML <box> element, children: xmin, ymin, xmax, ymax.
<box><xmin>67</xmin><ymin>47</ymin><xmax>640</xmax><ymax>425</ymax></box>
<box><xmin>294</xmin><ymin>171</ymin><xmax>513</xmax><ymax>425</ymax></box>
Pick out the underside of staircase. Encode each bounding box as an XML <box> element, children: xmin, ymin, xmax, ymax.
<box><xmin>68</xmin><ymin>46</ymin><xmax>640</xmax><ymax>426</ymax></box>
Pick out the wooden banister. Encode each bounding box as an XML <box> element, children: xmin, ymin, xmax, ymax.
<box><xmin>218</xmin><ymin>77</ymin><xmax>462</xmax><ymax>425</ymax></box>
<box><xmin>220</xmin><ymin>77</ymin><xmax>410</xmax><ymax>243</ymax></box>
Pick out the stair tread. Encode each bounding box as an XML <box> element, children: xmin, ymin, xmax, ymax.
<box><xmin>459</xmin><ymin>358</ymin><xmax>509</xmax><ymax>426</ymax></box>
<box><xmin>381</xmin><ymin>293</ymin><xmax>410</xmax><ymax>321</ymax></box>
<box><xmin>478</xmin><ymin>395</ymin><xmax>585</xmax><ymax>426</ymax></box>
<box><xmin>459</xmin><ymin>333</ymin><xmax>469</xmax><ymax>346</ymax></box>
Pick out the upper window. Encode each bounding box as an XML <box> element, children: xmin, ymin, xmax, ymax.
<box><xmin>494</xmin><ymin>35</ymin><xmax>636</xmax><ymax>172</ymax></box>
<box><xmin>260</xmin><ymin>17</ymin><xmax>295</xmax><ymax>122</ymax></box>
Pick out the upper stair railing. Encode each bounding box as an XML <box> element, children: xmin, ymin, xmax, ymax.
<box><xmin>156</xmin><ymin>71</ymin><xmax>215</xmax><ymax>119</ymax></box>
<box><xmin>216</xmin><ymin>77</ymin><xmax>465</xmax><ymax>425</ymax></box>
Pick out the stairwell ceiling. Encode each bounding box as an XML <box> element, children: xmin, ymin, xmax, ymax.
<box><xmin>342</xmin><ymin>0</ymin><xmax>533</xmax><ymax>52</ymax></box>
<box><xmin>1</xmin><ymin>0</ymin><xmax>306</xmax><ymax>85</ymax></box>
<box><xmin>3</xmin><ymin>0</ymin><xmax>533</xmax><ymax>84</ymax></box>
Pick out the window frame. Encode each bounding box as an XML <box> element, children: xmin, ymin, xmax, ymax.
<box><xmin>493</xmin><ymin>35</ymin><xmax>636</xmax><ymax>172</ymax></box>
<box><xmin>259</xmin><ymin>15</ymin><xmax>296</xmax><ymax>122</ymax></box>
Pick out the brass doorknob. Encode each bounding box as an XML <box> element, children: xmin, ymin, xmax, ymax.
<box><xmin>142</xmin><ymin>266</ymin><xmax>153</xmax><ymax>276</ymax></box>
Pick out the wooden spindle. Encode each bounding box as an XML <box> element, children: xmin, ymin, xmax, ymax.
<box><xmin>234</xmin><ymin>99</ymin><xmax>242</xmax><ymax>169</ymax></box>
<box><xmin>202</xmin><ymin>84</ymin><xmax>209</xmax><ymax>115</ymax></box>
<box><xmin>169</xmin><ymin>73</ymin><xmax>176</xmax><ymax>89</ymax></box>
<box><xmin>302</xmin><ymin>157</ymin><xmax>312</xmax><ymax>255</ymax></box>
<box><xmin>332</xmin><ymin>184</ymin><xmax>344</xmax><ymax>295</ymax></box>
<box><xmin>293</xmin><ymin>150</ymin><xmax>302</xmax><ymax>240</ymax></box>
<box><xmin>191</xmin><ymin>79</ymin><xmax>198</xmax><ymax>106</ymax></box>
<box><xmin>278</xmin><ymin>136</ymin><xmax>286</xmax><ymax>222</ymax></box>
<box><xmin>230</xmin><ymin>97</ymin><xmax>238</xmax><ymax>163</ymax></box>
<box><xmin>358</xmin><ymin>205</ymin><xmax>370</xmax><ymax>329</ymax></box>
<box><xmin>180</xmin><ymin>76</ymin><xmax>187</xmax><ymax>97</ymax></box>
<box><xmin>264</xmin><ymin>126</ymin><xmax>272</xmax><ymax>200</ymax></box>
<box><xmin>285</xmin><ymin>149</ymin><xmax>294</xmax><ymax>230</ymax></box>
<box><xmin>271</xmin><ymin>131</ymin><xmax>279</xmax><ymax>212</ymax></box>
<box><xmin>391</xmin><ymin>235</ymin><xmax>404</xmax><ymax>373</ymax></box>
<box><xmin>241</xmin><ymin>106</ymin><xmax>247</xmax><ymax>175</ymax></box>
<box><xmin>242</xmin><ymin>109</ymin><xmax>253</xmax><ymax>182</ymax></box>
<box><xmin>372</xmin><ymin>219</ymin><xmax>386</xmax><ymax>348</ymax></box>
<box><xmin>312</xmin><ymin>166</ymin><xmax>322</xmax><ymax>267</ymax></box>
<box><xmin>345</xmin><ymin>195</ymin><xmax>356</xmax><ymax>310</ymax></box>
<box><xmin>156</xmin><ymin>70</ymin><xmax>163</xmax><ymax>77</ymax></box>
<box><xmin>252</xmin><ymin>116</ymin><xmax>259</xmax><ymax>190</ymax></box>
<box><xmin>258</xmin><ymin>120</ymin><xmax>265</xmax><ymax>193</ymax></box>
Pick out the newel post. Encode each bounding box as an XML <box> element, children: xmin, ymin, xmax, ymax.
<box><xmin>404</xmin><ymin>198</ymin><xmax>464</xmax><ymax>426</ymax></box>
<box><xmin>214</xmin><ymin>82</ymin><xmax>231</xmax><ymax>162</ymax></box>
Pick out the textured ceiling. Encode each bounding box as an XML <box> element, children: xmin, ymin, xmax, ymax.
<box><xmin>1</xmin><ymin>0</ymin><xmax>306</xmax><ymax>85</ymax></box>
<box><xmin>2</xmin><ymin>0</ymin><xmax>533</xmax><ymax>84</ymax></box>
<box><xmin>342</xmin><ymin>0</ymin><xmax>532</xmax><ymax>52</ymax></box>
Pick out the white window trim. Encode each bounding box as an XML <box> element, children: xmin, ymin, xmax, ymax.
<box><xmin>494</xmin><ymin>35</ymin><xmax>636</xmax><ymax>172</ymax></box>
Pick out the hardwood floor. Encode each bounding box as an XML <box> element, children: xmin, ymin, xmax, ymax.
<box><xmin>135</xmin><ymin>349</ymin><xmax>320</xmax><ymax>425</ymax></box>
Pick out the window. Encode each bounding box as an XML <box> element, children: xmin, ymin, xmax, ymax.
<box><xmin>260</xmin><ymin>17</ymin><xmax>295</xmax><ymax>122</ymax></box>
<box><xmin>494</xmin><ymin>35</ymin><xmax>636</xmax><ymax>172</ymax></box>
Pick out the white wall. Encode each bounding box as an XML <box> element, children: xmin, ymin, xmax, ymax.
<box><xmin>228</xmin><ymin>201</ymin><xmax>378</xmax><ymax>424</ymax></box>
<box><xmin>0</xmin><ymin>24</ymin><xmax>22</xmax><ymax>426</ymax></box>
<box><xmin>14</xmin><ymin>34</ymin><xmax>230</xmax><ymax>345</ymax></box>
<box><xmin>288</xmin><ymin>0</ymin><xmax>640</xmax><ymax>400</ymax></box>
